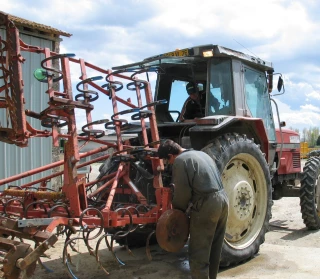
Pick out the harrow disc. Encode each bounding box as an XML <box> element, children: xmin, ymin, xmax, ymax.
<box><xmin>156</xmin><ymin>209</ymin><xmax>189</xmax><ymax>253</ymax></box>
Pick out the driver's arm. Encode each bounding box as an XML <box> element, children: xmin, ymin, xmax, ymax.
<box><xmin>179</xmin><ymin>98</ymin><xmax>191</xmax><ymax>122</ymax></box>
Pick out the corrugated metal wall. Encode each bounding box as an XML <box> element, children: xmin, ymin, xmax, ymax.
<box><xmin>0</xmin><ymin>30</ymin><xmax>54</xmax><ymax>189</ymax></box>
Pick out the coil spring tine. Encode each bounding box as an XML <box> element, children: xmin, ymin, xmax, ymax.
<box><xmin>125</xmin><ymin>206</ymin><xmax>140</xmax><ymax>233</ymax></box>
<box><xmin>108</xmin><ymin>208</ymin><xmax>133</xmax><ymax>239</ymax></box>
<box><xmin>82</xmin><ymin>231</ymin><xmax>95</xmax><ymax>256</ymax></box>
<box><xmin>37</xmin><ymin>257</ymin><xmax>54</xmax><ymax>273</ymax></box>
<box><xmin>81</xmin><ymin>119</ymin><xmax>110</xmax><ymax>139</ymax></box>
<box><xmin>0</xmin><ymin>199</ymin><xmax>5</xmax><ymax>215</ymax></box>
<box><xmin>95</xmin><ymin>233</ymin><xmax>111</xmax><ymax>275</ymax></box>
<box><xmin>62</xmin><ymin>237</ymin><xmax>83</xmax><ymax>279</ymax></box>
<box><xmin>47</xmin><ymin>203</ymin><xmax>71</xmax><ymax>218</ymax></box>
<box><xmin>39</xmin><ymin>53</ymin><xmax>75</xmax><ymax>83</ymax></box>
<box><xmin>79</xmin><ymin>208</ymin><xmax>104</xmax><ymax>240</ymax></box>
<box><xmin>135</xmin><ymin>204</ymin><xmax>150</xmax><ymax>229</ymax></box>
<box><xmin>47</xmin><ymin>204</ymin><xmax>71</xmax><ymax>236</ymax></box>
<box><xmin>4</xmin><ymin>198</ymin><xmax>25</xmax><ymax>218</ymax></box>
<box><xmin>75</xmin><ymin>76</ymin><xmax>102</xmax><ymax>102</ymax></box>
<box><xmin>123</xmin><ymin>236</ymin><xmax>134</xmax><ymax>257</ymax></box>
<box><xmin>110</xmin><ymin>232</ymin><xmax>126</xmax><ymax>266</ymax></box>
<box><xmin>146</xmin><ymin>230</ymin><xmax>156</xmax><ymax>261</ymax></box>
<box><xmin>33</xmin><ymin>241</ymin><xmax>54</xmax><ymax>273</ymax></box>
<box><xmin>79</xmin><ymin>208</ymin><xmax>105</xmax><ymax>257</ymax></box>
<box><xmin>24</xmin><ymin>201</ymin><xmax>48</xmax><ymax>218</ymax></box>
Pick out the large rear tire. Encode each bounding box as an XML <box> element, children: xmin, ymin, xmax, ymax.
<box><xmin>300</xmin><ymin>156</ymin><xmax>320</xmax><ymax>229</ymax></box>
<box><xmin>202</xmin><ymin>133</ymin><xmax>272</xmax><ymax>266</ymax></box>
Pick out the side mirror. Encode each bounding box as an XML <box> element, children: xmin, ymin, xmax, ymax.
<box><xmin>277</xmin><ymin>76</ymin><xmax>284</xmax><ymax>92</ymax></box>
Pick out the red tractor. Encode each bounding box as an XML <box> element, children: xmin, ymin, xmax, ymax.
<box><xmin>273</xmin><ymin>128</ymin><xmax>320</xmax><ymax>230</ymax></box>
<box><xmin>105</xmin><ymin>45</ymin><xmax>320</xmax><ymax>266</ymax></box>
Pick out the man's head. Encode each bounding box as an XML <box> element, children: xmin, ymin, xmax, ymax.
<box><xmin>158</xmin><ymin>139</ymin><xmax>182</xmax><ymax>164</ymax></box>
<box><xmin>186</xmin><ymin>82</ymin><xmax>198</xmax><ymax>100</ymax></box>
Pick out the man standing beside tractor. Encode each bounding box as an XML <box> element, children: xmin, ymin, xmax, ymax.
<box><xmin>158</xmin><ymin>139</ymin><xmax>229</xmax><ymax>279</ymax></box>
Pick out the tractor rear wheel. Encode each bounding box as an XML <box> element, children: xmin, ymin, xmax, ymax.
<box><xmin>202</xmin><ymin>133</ymin><xmax>272</xmax><ymax>266</ymax></box>
<box><xmin>300</xmin><ymin>156</ymin><xmax>320</xmax><ymax>229</ymax></box>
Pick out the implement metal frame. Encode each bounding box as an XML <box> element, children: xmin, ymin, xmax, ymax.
<box><xmin>0</xmin><ymin>15</ymin><xmax>170</xmax><ymax>278</ymax></box>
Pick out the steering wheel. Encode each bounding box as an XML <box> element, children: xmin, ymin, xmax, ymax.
<box><xmin>168</xmin><ymin>110</ymin><xmax>181</xmax><ymax>122</ymax></box>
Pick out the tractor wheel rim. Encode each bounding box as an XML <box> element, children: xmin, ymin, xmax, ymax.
<box><xmin>222</xmin><ymin>153</ymin><xmax>267</xmax><ymax>249</ymax></box>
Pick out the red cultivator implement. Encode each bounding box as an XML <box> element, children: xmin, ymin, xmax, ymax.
<box><xmin>0</xmin><ymin>15</ymin><xmax>173</xmax><ymax>278</ymax></box>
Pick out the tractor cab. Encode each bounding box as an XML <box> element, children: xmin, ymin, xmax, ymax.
<box><xmin>114</xmin><ymin>45</ymin><xmax>281</xmax><ymax>165</ymax></box>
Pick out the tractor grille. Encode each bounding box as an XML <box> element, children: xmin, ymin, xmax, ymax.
<box><xmin>292</xmin><ymin>152</ymin><xmax>301</xmax><ymax>169</ymax></box>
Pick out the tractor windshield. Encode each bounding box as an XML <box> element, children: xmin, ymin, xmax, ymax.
<box><xmin>208</xmin><ymin>59</ymin><xmax>235</xmax><ymax>116</ymax></box>
<box><xmin>244</xmin><ymin>67</ymin><xmax>276</xmax><ymax>141</ymax></box>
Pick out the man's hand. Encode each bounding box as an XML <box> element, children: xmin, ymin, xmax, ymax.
<box><xmin>169</xmin><ymin>183</ymin><xmax>175</xmax><ymax>193</ymax></box>
<box><xmin>185</xmin><ymin>202</ymin><xmax>193</xmax><ymax>216</ymax></box>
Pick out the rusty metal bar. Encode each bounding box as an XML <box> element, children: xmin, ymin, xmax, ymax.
<box><xmin>108</xmin><ymin>74</ymin><xmax>123</xmax><ymax>150</ymax></box>
<box><xmin>79</xmin><ymin>58</ymin><xmax>93</xmax><ymax>129</ymax></box>
<box><xmin>21</xmin><ymin>152</ymin><xmax>112</xmax><ymax>188</ymax></box>
<box><xmin>16</xmin><ymin>234</ymin><xmax>58</xmax><ymax>271</ymax></box>
<box><xmin>103</xmin><ymin>164</ymin><xmax>124</xmax><ymax>211</ymax></box>
<box><xmin>7</xmin><ymin>18</ymin><xmax>27</xmax><ymax>142</ymax></box>
<box><xmin>135</xmin><ymin>81</ymin><xmax>148</xmax><ymax>145</ymax></box>
<box><xmin>0</xmin><ymin>145</ymin><xmax>111</xmax><ymax>186</ymax></box>
<box><xmin>87</xmin><ymin>170</ymin><xmax>126</xmax><ymax>198</ymax></box>
<box><xmin>0</xmin><ymin>160</ymin><xmax>64</xmax><ymax>186</ymax></box>
<box><xmin>50</xmin><ymin>96</ymin><xmax>94</xmax><ymax>110</ymax></box>
<box><xmin>87</xmin><ymin>81</ymin><xmax>137</xmax><ymax>109</ymax></box>
<box><xmin>2</xmin><ymin>189</ymin><xmax>65</xmax><ymax>200</ymax></box>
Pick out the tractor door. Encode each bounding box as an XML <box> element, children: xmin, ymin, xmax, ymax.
<box><xmin>242</xmin><ymin>66</ymin><xmax>277</xmax><ymax>164</ymax></box>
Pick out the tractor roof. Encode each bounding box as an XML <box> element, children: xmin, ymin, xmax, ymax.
<box><xmin>113</xmin><ymin>44</ymin><xmax>274</xmax><ymax>72</ymax></box>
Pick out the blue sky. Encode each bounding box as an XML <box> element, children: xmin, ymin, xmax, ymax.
<box><xmin>2</xmin><ymin>0</ymin><xmax>320</xmax><ymax>133</ymax></box>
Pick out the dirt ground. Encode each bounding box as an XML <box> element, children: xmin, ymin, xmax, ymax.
<box><xmin>30</xmin><ymin>163</ymin><xmax>320</xmax><ymax>279</ymax></box>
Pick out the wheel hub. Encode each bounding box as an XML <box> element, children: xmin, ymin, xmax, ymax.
<box><xmin>232</xmin><ymin>181</ymin><xmax>254</xmax><ymax>221</ymax></box>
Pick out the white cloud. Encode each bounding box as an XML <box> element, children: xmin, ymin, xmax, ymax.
<box><xmin>273</xmin><ymin>98</ymin><xmax>320</xmax><ymax>131</ymax></box>
<box><xmin>300</xmin><ymin>104</ymin><xmax>320</xmax><ymax>112</ymax></box>
<box><xmin>2</xmin><ymin>0</ymin><xmax>320</xmax><ymax>133</ymax></box>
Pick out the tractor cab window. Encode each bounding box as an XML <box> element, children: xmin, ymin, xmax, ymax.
<box><xmin>168</xmin><ymin>80</ymin><xmax>188</xmax><ymax>121</ymax></box>
<box><xmin>244</xmin><ymin>67</ymin><xmax>276</xmax><ymax>141</ymax></box>
<box><xmin>168</xmin><ymin>80</ymin><xmax>206</xmax><ymax>122</ymax></box>
<box><xmin>208</xmin><ymin>59</ymin><xmax>235</xmax><ymax>116</ymax></box>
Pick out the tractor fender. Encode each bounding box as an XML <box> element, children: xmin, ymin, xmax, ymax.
<box><xmin>189</xmin><ymin>116</ymin><xmax>270</xmax><ymax>162</ymax></box>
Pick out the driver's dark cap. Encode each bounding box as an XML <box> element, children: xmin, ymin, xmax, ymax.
<box><xmin>186</xmin><ymin>82</ymin><xmax>197</xmax><ymax>95</ymax></box>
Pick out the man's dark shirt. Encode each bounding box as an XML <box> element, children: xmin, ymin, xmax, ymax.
<box><xmin>180</xmin><ymin>93</ymin><xmax>205</xmax><ymax>121</ymax></box>
<box><xmin>172</xmin><ymin>150</ymin><xmax>223</xmax><ymax>211</ymax></box>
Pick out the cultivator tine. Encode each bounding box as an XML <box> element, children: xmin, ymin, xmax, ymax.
<box><xmin>63</xmin><ymin>236</ymin><xmax>87</xmax><ymax>279</ymax></box>
<box><xmin>95</xmin><ymin>233</ymin><xmax>111</xmax><ymax>275</ymax></box>
<box><xmin>37</xmin><ymin>257</ymin><xmax>54</xmax><ymax>273</ymax></box>
<box><xmin>110</xmin><ymin>233</ymin><xmax>126</xmax><ymax>266</ymax></box>
<box><xmin>146</xmin><ymin>230</ymin><xmax>156</xmax><ymax>261</ymax></box>
<box><xmin>68</xmin><ymin>238</ymin><xmax>79</xmax><ymax>253</ymax></box>
<box><xmin>82</xmin><ymin>232</ymin><xmax>95</xmax><ymax>256</ymax></box>
<box><xmin>95</xmin><ymin>230</ymin><xmax>138</xmax><ymax>276</ymax></box>
<box><xmin>79</xmin><ymin>207</ymin><xmax>104</xmax><ymax>257</ymax></box>
<box><xmin>32</xmin><ymin>241</ymin><xmax>54</xmax><ymax>273</ymax></box>
<box><xmin>124</xmin><ymin>238</ymin><xmax>134</xmax><ymax>257</ymax></box>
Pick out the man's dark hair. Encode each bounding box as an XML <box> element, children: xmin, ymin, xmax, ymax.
<box><xmin>158</xmin><ymin>139</ymin><xmax>181</xmax><ymax>159</ymax></box>
<box><xmin>186</xmin><ymin>82</ymin><xmax>197</xmax><ymax>95</ymax></box>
